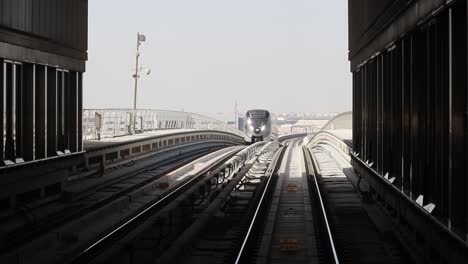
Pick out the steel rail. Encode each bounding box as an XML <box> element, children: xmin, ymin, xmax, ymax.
<box><xmin>234</xmin><ymin>146</ymin><xmax>284</xmax><ymax>264</ymax></box>
<box><xmin>304</xmin><ymin>146</ymin><xmax>340</xmax><ymax>264</ymax></box>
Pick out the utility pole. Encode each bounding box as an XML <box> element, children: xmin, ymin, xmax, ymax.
<box><xmin>234</xmin><ymin>100</ymin><xmax>238</xmax><ymax>130</ymax></box>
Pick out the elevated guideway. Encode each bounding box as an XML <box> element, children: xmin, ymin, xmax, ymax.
<box><xmin>1</xmin><ymin>109</ymin><xmax>245</xmax><ymax>213</ymax></box>
<box><xmin>80</xmin><ymin>109</ymin><xmax>245</xmax><ymax>175</ymax></box>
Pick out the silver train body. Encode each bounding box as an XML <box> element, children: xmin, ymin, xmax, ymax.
<box><xmin>244</xmin><ymin>109</ymin><xmax>278</xmax><ymax>143</ymax></box>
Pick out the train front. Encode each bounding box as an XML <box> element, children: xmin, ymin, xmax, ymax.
<box><xmin>244</xmin><ymin>110</ymin><xmax>272</xmax><ymax>143</ymax></box>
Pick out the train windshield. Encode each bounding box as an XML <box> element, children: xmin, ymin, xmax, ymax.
<box><xmin>246</xmin><ymin>110</ymin><xmax>269</xmax><ymax>128</ymax></box>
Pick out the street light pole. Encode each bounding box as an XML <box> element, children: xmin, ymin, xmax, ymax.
<box><xmin>132</xmin><ymin>32</ymin><xmax>146</xmax><ymax>132</ymax></box>
<box><xmin>133</xmin><ymin>33</ymin><xmax>141</xmax><ymax>112</ymax></box>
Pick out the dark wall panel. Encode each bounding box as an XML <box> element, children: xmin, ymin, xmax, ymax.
<box><xmin>351</xmin><ymin>1</ymin><xmax>468</xmax><ymax>241</ymax></box>
<box><xmin>348</xmin><ymin>0</ymin><xmax>395</xmax><ymax>53</ymax></box>
<box><xmin>0</xmin><ymin>1</ymin><xmax>86</xmax><ymax>167</ymax></box>
<box><xmin>0</xmin><ymin>0</ymin><xmax>87</xmax><ymax>53</ymax></box>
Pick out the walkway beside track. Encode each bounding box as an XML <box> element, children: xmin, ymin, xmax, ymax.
<box><xmin>257</xmin><ymin>145</ymin><xmax>319</xmax><ymax>264</ymax></box>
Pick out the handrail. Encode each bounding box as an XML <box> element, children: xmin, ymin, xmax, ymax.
<box><xmin>83</xmin><ymin>108</ymin><xmax>245</xmax><ymax>140</ymax></box>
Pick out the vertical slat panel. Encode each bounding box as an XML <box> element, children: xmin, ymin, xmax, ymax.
<box><xmin>355</xmin><ymin>69</ymin><xmax>361</xmax><ymax>154</ymax></box>
<box><xmin>368</xmin><ymin>60</ymin><xmax>375</xmax><ymax>164</ymax></box>
<box><xmin>15</xmin><ymin>63</ymin><xmax>23</xmax><ymax>159</ymax></box>
<box><xmin>382</xmin><ymin>51</ymin><xmax>390</xmax><ymax>176</ymax></box>
<box><xmin>77</xmin><ymin>72</ymin><xmax>83</xmax><ymax>151</ymax></box>
<box><xmin>47</xmin><ymin>67</ymin><xmax>56</xmax><ymax>157</ymax></box>
<box><xmin>35</xmin><ymin>64</ymin><xmax>46</xmax><ymax>159</ymax></box>
<box><xmin>424</xmin><ymin>21</ymin><xmax>436</xmax><ymax>205</ymax></box>
<box><xmin>362</xmin><ymin>64</ymin><xmax>367</xmax><ymax>161</ymax></box>
<box><xmin>4</xmin><ymin>62</ymin><xmax>15</xmax><ymax>161</ymax></box>
<box><xmin>449</xmin><ymin>1</ymin><xmax>467</xmax><ymax>238</ymax></box>
<box><xmin>377</xmin><ymin>54</ymin><xmax>384</xmax><ymax>174</ymax></box>
<box><xmin>69</xmin><ymin>72</ymin><xmax>77</xmax><ymax>152</ymax></box>
<box><xmin>56</xmin><ymin>70</ymin><xmax>63</xmax><ymax>152</ymax></box>
<box><xmin>372</xmin><ymin>58</ymin><xmax>378</xmax><ymax>168</ymax></box>
<box><xmin>392</xmin><ymin>44</ymin><xmax>402</xmax><ymax>188</ymax></box>
<box><xmin>402</xmin><ymin>36</ymin><xmax>412</xmax><ymax>195</ymax></box>
<box><xmin>0</xmin><ymin>60</ymin><xmax>3</xmax><ymax>162</ymax></box>
<box><xmin>436</xmin><ymin>12</ymin><xmax>450</xmax><ymax>222</ymax></box>
<box><xmin>63</xmin><ymin>71</ymin><xmax>69</xmax><ymax>150</ymax></box>
<box><xmin>352</xmin><ymin>72</ymin><xmax>356</xmax><ymax>151</ymax></box>
<box><xmin>22</xmin><ymin>63</ymin><xmax>34</xmax><ymax>161</ymax></box>
<box><xmin>412</xmin><ymin>28</ymin><xmax>427</xmax><ymax>198</ymax></box>
<box><xmin>354</xmin><ymin>70</ymin><xmax>360</xmax><ymax>153</ymax></box>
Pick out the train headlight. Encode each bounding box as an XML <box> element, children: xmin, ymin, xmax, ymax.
<box><xmin>247</xmin><ymin>118</ymin><xmax>252</xmax><ymax>125</ymax></box>
<box><xmin>260</xmin><ymin>125</ymin><xmax>266</xmax><ymax>131</ymax></box>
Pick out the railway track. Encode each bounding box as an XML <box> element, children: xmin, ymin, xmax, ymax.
<box><xmin>2</xmin><ymin>137</ymin><xmax>416</xmax><ymax>264</ymax></box>
<box><xmin>155</xmin><ymin>142</ymin><xmax>284</xmax><ymax>264</ymax></box>
<box><xmin>0</xmin><ymin>145</ymin><xmax>244</xmax><ymax>264</ymax></box>
<box><xmin>68</xmin><ymin>142</ymin><xmax>272</xmax><ymax>264</ymax></box>
<box><xmin>234</xmin><ymin>141</ymin><xmax>338</xmax><ymax>264</ymax></box>
<box><xmin>0</xmin><ymin>146</ymin><xmax>220</xmax><ymax>252</ymax></box>
<box><xmin>307</xmin><ymin>145</ymin><xmax>412</xmax><ymax>264</ymax></box>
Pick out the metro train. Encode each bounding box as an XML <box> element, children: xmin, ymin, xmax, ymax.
<box><xmin>244</xmin><ymin>109</ymin><xmax>278</xmax><ymax>143</ymax></box>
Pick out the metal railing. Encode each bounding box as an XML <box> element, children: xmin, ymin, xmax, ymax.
<box><xmin>83</xmin><ymin>109</ymin><xmax>244</xmax><ymax>140</ymax></box>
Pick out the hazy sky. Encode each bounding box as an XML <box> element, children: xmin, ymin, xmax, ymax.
<box><xmin>85</xmin><ymin>0</ymin><xmax>351</xmax><ymax>116</ymax></box>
